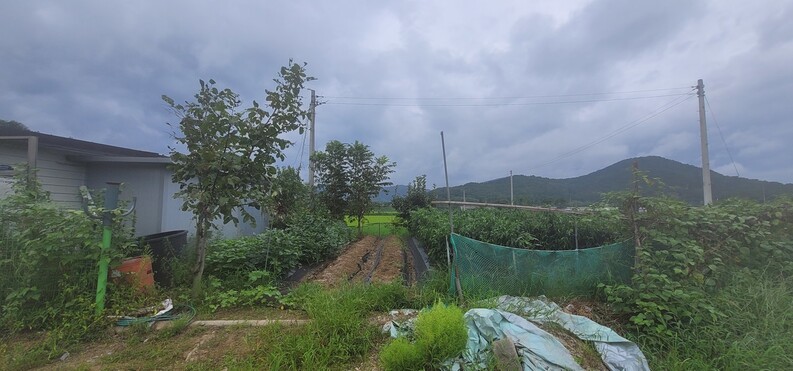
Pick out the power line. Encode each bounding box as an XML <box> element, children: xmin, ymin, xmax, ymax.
<box><xmin>292</xmin><ymin>126</ymin><xmax>308</xmax><ymax>170</ymax></box>
<box><xmin>705</xmin><ymin>96</ymin><xmax>740</xmax><ymax>177</ymax></box>
<box><xmin>325</xmin><ymin>93</ymin><xmax>693</xmax><ymax>107</ymax></box>
<box><xmin>524</xmin><ymin>92</ymin><xmax>696</xmax><ymax>172</ymax></box>
<box><xmin>323</xmin><ymin>86</ymin><xmax>692</xmax><ymax>100</ymax></box>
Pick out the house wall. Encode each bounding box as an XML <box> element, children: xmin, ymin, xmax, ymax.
<box><xmin>86</xmin><ymin>162</ymin><xmax>167</xmax><ymax>237</ymax></box>
<box><xmin>160</xmin><ymin>172</ymin><xmax>269</xmax><ymax>238</ymax></box>
<box><xmin>1</xmin><ymin>140</ymin><xmax>268</xmax><ymax>238</ymax></box>
<box><xmin>0</xmin><ymin>141</ymin><xmax>86</xmax><ymax>209</ymax></box>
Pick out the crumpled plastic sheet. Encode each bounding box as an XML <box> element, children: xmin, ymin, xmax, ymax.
<box><xmin>386</xmin><ymin>296</ymin><xmax>650</xmax><ymax>371</ymax></box>
<box><xmin>492</xmin><ymin>295</ymin><xmax>650</xmax><ymax>371</ymax></box>
<box><xmin>456</xmin><ymin>308</ymin><xmax>585</xmax><ymax>370</ymax></box>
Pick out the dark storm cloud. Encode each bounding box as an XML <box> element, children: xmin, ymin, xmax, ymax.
<box><xmin>1</xmin><ymin>0</ymin><xmax>791</xmax><ymax>186</ymax></box>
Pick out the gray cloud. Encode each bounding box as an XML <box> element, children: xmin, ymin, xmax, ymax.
<box><xmin>1</xmin><ymin>0</ymin><xmax>791</xmax><ymax>188</ymax></box>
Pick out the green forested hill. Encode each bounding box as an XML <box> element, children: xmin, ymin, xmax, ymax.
<box><xmin>430</xmin><ymin>156</ymin><xmax>793</xmax><ymax>206</ymax></box>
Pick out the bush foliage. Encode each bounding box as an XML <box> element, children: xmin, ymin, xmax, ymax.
<box><xmin>205</xmin><ymin>209</ymin><xmax>351</xmax><ymax>279</ymax></box>
<box><xmin>380</xmin><ymin>301</ymin><xmax>468</xmax><ymax>370</ymax></box>
<box><xmin>409</xmin><ymin>207</ymin><xmax>622</xmax><ymax>264</ymax></box>
<box><xmin>601</xmin><ymin>194</ymin><xmax>793</xmax><ymax>334</ymax></box>
<box><xmin>0</xmin><ymin>169</ymin><xmax>137</xmax><ymax>356</ymax></box>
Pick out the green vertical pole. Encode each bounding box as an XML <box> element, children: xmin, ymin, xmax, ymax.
<box><xmin>95</xmin><ymin>182</ymin><xmax>120</xmax><ymax>315</ymax></box>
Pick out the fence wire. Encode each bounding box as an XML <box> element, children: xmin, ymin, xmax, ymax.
<box><xmin>450</xmin><ymin>233</ymin><xmax>633</xmax><ymax>298</ymax></box>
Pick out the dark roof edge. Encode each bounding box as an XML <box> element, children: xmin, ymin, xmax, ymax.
<box><xmin>0</xmin><ymin>127</ymin><xmax>166</xmax><ymax>158</ymax></box>
<box><xmin>68</xmin><ymin>156</ymin><xmax>173</xmax><ymax>164</ymax></box>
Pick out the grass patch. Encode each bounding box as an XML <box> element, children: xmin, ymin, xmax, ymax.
<box><xmin>220</xmin><ymin>281</ymin><xmax>411</xmax><ymax>370</ymax></box>
<box><xmin>345</xmin><ymin>213</ymin><xmax>407</xmax><ymax>237</ymax></box>
<box><xmin>380</xmin><ymin>301</ymin><xmax>468</xmax><ymax>370</ymax></box>
<box><xmin>638</xmin><ymin>270</ymin><xmax>793</xmax><ymax>370</ymax></box>
<box><xmin>0</xmin><ymin>334</ymin><xmax>51</xmax><ymax>370</ymax></box>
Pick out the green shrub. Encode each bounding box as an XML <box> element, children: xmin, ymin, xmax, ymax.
<box><xmin>202</xmin><ymin>272</ymin><xmax>281</xmax><ymax>312</ymax></box>
<box><xmin>205</xmin><ymin>210</ymin><xmax>351</xmax><ymax>280</ymax></box>
<box><xmin>414</xmin><ymin>302</ymin><xmax>468</xmax><ymax>366</ymax></box>
<box><xmin>286</xmin><ymin>209</ymin><xmax>352</xmax><ymax>264</ymax></box>
<box><xmin>379</xmin><ymin>301</ymin><xmax>468</xmax><ymax>370</ymax></box>
<box><xmin>0</xmin><ymin>169</ymin><xmax>136</xmax><ymax>356</ymax></box>
<box><xmin>205</xmin><ymin>231</ymin><xmax>301</xmax><ymax>279</ymax></box>
<box><xmin>409</xmin><ymin>207</ymin><xmax>622</xmax><ymax>265</ymax></box>
<box><xmin>380</xmin><ymin>337</ymin><xmax>424</xmax><ymax>371</ymax></box>
<box><xmin>602</xmin><ymin>195</ymin><xmax>793</xmax><ymax>334</ymax></box>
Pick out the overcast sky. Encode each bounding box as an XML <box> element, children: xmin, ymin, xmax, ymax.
<box><xmin>2</xmin><ymin>0</ymin><xmax>791</xmax><ymax>186</ymax></box>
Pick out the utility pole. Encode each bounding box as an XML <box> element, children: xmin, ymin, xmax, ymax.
<box><xmin>307</xmin><ymin>89</ymin><xmax>317</xmax><ymax>190</ymax></box>
<box><xmin>510</xmin><ymin>170</ymin><xmax>514</xmax><ymax>205</ymax></box>
<box><xmin>697</xmin><ymin>79</ymin><xmax>713</xmax><ymax>205</ymax></box>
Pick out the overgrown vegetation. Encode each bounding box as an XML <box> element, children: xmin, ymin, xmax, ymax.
<box><xmin>163</xmin><ymin>61</ymin><xmax>313</xmax><ymax>298</ymax></box>
<box><xmin>410</xmin><ymin>206</ymin><xmax>622</xmax><ymax>264</ymax></box>
<box><xmin>601</xmin><ymin>192</ymin><xmax>793</xmax><ymax>335</ymax></box>
<box><xmin>380</xmin><ymin>302</ymin><xmax>468</xmax><ymax>370</ymax></box>
<box><xmin>227</xmin><ymin>281</ymin><xmax>411</xmax><ymax>370</ymax></box>
<box><xmin>200</xmin><ymin>209</ymin><xmax>351</xmax><ymax>311</ymax></box>
<box><xmin>392</xmin><ymin>175</ymin><xmax>434</xmax><ymax>223</ymax></box>
<box><xmin>0</xmin><ymin>169</ymin><xmax>138</xmax><ymax>363</ymax></box>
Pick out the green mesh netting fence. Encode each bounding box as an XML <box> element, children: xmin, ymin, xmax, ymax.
<box><xmin>449</xmin><ymin>233</ymin><xmax>633</xmax><ymax>298</ymax></box>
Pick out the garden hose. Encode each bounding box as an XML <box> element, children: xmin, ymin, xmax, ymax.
<box><xmin>115</xmin><ymin>304</ymin><xmax>196</xmax><ymax>327</ymax></box>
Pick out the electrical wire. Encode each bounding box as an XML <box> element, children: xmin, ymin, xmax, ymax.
<box><xmin>524</xmin><ymin>92</ymin><xmax>696</xmax><ymax>172</ymax></box>
<box><xmin>705</xmin><ymin>96</ymin><xmax>740</xmax><ymax>177</ymax></box>
<box><xmin>325</xmin><ymin>93</ymin><xmax>693</xmax><ymax>107</ymax></box>
<box><xmin>292</xmin><ymin>126</ymin><xmax>308</xmax><ymax>170</ymax></box>
<box><xmin>323</xmin><ymin>86</ymin><xmax>692</xmax><ymax>100</ymax></box>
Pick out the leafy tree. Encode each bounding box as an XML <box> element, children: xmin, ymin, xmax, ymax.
<box><xmin>346</xmin><ymin>142</ymin><xmax>396</xmax><ymax>232</ymax></box>
<box><xmin>312</xmin><ymin>140</ymin><xmax>349</xmax><ymax>220</ymax></box>
<box><xmin>266</xmin><ymin>166</ymin><xmax>309</xmax><ymax>229</ymax></box>
<box><xmin>0</xmin><ymin>119</ymin><xmax>29</xmax><ymax>131</ymax></box>
<box><xmin>312</xmin><ymin>140</ymin><xmax>395</xmax><ymax>234</ymax></box>
<box><xmin>163</xmin><ymin>62</ymin><xmax>312</xmax><ymax>297</ymax></box>
<box><xmin>392</xmin><ymin>175</ymin><xmax>434</xmax><ymax>222</ymax></box>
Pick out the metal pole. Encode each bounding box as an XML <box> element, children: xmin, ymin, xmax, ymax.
<box><xmin>95</xmin><ymin>182</ymin><xmax>120</xmax><ymax>314</ymax></box>
<box><xmin>697</xmin><ymin>79</ymin><xmax>713</xmax><ymax>205</ymax></box>
<box><xmin>510</xmin><ymin>170</ymin><xmax>514</xmax><ymax>205</ymax></box>
<box><xmin>441</xmin><ymin>131</ymin><xmax>464</xmax><ymax>302</ymax></box>
<box><xmin>441</xmin><ymin>131</ymin><xmax>453</xmax><ymax>234</ymax></box>
<box><xmin>307</xmin><ymin>89</ymin><xmax>316</xmax><ymax>190</ymax></box>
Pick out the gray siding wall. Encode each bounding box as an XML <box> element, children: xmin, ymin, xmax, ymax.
<box><xmin>0</xmin><ymin>142</ymin><xmax>86</xmax><ymax>208</ymax></box>
<box><xmin>86</xmin><ymin>162</ymin><xmax>167</xmax><ymax>237</ymax></box>
<box><xmin>160</xmin><ymin>171</ymin><xmax>269</xmax><ymax>238</ymax></box>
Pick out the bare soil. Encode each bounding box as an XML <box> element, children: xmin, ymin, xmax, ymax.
<box><xmin>370</xmin><ymin>236</ymin><xmax>405</xmax><ymax>283</ymax></box>
<box><xmin>309</xmin><ymin>235</ymin><xmax>378</xmax><ymax>286</ymax></box>
<box><xmin>308</xmin><ymin>235</ymin><xmax>414</xmax><ymax>286</ymax></box>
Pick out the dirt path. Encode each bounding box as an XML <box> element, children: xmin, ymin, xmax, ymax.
<box><xmin>308</xmin><ymin>235</ymin><xmax>413</xmax><ymax>286</ymax></box>
<box><xmin>370</xmin><ymin>236</ymin><xmax>405</xmax><ymax>283</ymax></box>
<box><xmin>310</xmin><ymin>235</ymin><xmax>379</xmax><ymax>286</ymax></box>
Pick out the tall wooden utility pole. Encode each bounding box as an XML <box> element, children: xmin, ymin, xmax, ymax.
<box><xmin>697</xmin><ymin>79</ymin><xmax>713</xmax><ymax>205</ymax></box>
<box><xmin>307</xmin><ymin>89</ymin><xmax>317</xmax><ymax>190</ymax></box>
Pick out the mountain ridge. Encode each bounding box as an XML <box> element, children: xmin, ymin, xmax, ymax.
<box><xmin>424</xmin><ymin>156</ymin><xmax>793</xmax><ymax>206</ymax></box>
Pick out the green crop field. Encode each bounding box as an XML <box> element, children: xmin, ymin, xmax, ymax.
<box><xmin>345</xmin><ymin>213</ymin><xmax>405</xmax><ymax>236</ymax></box>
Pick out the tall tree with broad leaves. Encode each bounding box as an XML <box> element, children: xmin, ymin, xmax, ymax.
<box><xmin>266</xmin><ymin>166</ymin><xmax>309</xmax><ymax>229</ymax></box>
<box><xmin>311</xmin><ymin>140</ymin><xmax>350</xmax><ymax>220</ymax></box>
<box><xmin>162</xmin><ymin>61</ymin><xmax>312</xmax><ymax>297</ymax></box>
<box><xmin>312</xmin><ymin>140</ymin><xmax>395</xmax><ymax>234</ymax></box>
<box><xmin>392</xmin><ymin>174</ymin><xmax>434</xmax><ymax>223</ymax></box>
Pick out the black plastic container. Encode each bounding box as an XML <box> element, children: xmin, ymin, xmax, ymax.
<box><xmin>139</xmin><ymin>230</ymin><xmax>187</xmax><ymax>287</ymax></box>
